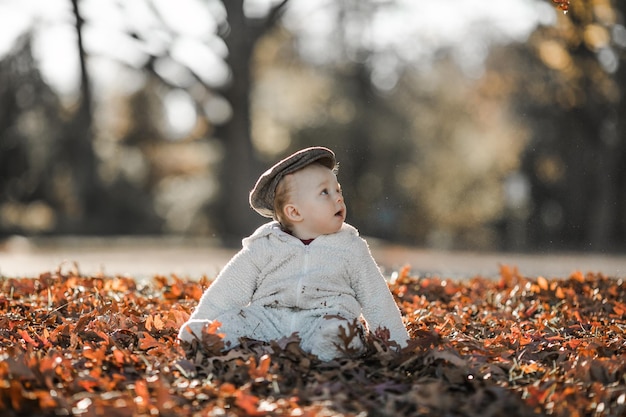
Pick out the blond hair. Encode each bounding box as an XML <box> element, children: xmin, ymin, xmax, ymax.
<box><xmin>273</xmin><ymin>173</ymin><xmax>294</xmax><ymax>231</ymax></box>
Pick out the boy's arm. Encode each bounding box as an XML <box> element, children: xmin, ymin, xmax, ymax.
<box><xmin>350</xmin><ymin>238</ymin><xmax>409</xmax><ymax>347</ymax></box>
<box><xmin>188</xmin><ymin>246</ymin><xmax>260</xmax><ymax>321</ymax></box>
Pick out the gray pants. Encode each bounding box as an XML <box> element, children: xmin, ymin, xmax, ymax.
<box><xmin>178</xmin><ymin>305</ymin><xmax>364</xmax><ymax>361</ymax></box>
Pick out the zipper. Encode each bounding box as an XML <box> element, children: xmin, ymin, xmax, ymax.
<box><xmin>291</xmin><ymin>244</ymin><xmax>310</xmax><ymax>332</ymax></box>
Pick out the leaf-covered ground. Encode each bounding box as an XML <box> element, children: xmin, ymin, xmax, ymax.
<box><xmin>1</xmin><ymin>264</ymin><xmax>625</xmax><ymax>416</ymax></box>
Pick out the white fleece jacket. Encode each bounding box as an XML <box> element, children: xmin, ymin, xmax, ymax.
<box><xmin>178</xmin><ymin>221</ymin><xmax>409</xmax><ymax>360</ymax></box>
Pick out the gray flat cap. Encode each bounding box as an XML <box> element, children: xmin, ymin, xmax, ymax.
<box><xmin>249</xmin><ymin>147</ymin><xmax>336</xmax><ymax>218</ymax></box>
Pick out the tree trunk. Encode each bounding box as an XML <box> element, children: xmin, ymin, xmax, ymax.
<box><xmin>62</xmin><ymin>0</ymin><xmax>100</xmax><ymax>233</ymax></box>
<box><xmin>214</xmin><ymin>0</ymin><xmax>262</xmax><ymax>245</ymax></box>
<box><xmin>214</xmin><ymin>0</ymin><xmax>288</xmax><ymax>245</ymax></box>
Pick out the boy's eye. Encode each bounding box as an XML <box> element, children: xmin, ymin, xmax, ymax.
<box><xmin>321</xmin><ymin>189</ymin><xmax>328</xmax><ymax>195</ymax></box>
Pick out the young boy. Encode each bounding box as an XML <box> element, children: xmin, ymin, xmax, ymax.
<box><xmin>178</xmin><ymin>147</ymin><xmax>409</xmax><ymax>360</ymax></box>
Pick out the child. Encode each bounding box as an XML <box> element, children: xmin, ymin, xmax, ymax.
<box><xmin>178</xmin><ymin>147</ymin><xmax>409</xmax><ymax>360</ymax></box>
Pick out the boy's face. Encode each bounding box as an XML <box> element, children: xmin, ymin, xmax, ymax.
<box><xmin>287</xmin><ymin>163</ymin><xmax>346</xmax><ymax>239</ymax></box>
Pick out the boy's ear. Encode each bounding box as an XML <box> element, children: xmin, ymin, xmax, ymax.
<box><xmin>283</xmin><ymin>204</ymin><xmax>302</xmax><ymax>222</ymax></box>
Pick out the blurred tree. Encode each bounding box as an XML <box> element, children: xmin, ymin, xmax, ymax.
<box><xmin>62</xmin><ymin>0</ymin><xmax>102</xmax><ymax>232</ymax></box>
<box><xmin>1</xmin><ymin>1</ymin><xmax>118</xmax><ymax>235</ymax></box>
<box><xmin>251</xmin><ymin>0</ymin><xmax>423</xmax><ymax>243</ymax></box>
<box><xmin>287</xmin><ymin>62</ymin><xmax>419</xmax><ymax>242</ymax></box>
<box><xmin>251</xmin><ymin>1</ymin><xmax>528</xmax><ymax>249</ymax></box>
<box><xmin>2</xmin><ymin>0</ymin><xmax>621</xmax><ymax>252</ymax></box>
<box><xmin>0</xmin><ymin>0</ymin><xmax>291</xmax><ymax>240</ymax></box>
<box><xmin>508</xmin><ymin>0</ymin><xmax>626</xmax><ymax>251</ymax></box>
<box><xmin>125</xmin><ymin>0</ymin><xmax>291</xmax><ymax>242</ymax></box>
<box><xmin>398</xmin><ymin>61</ymin><xmax>527</xmax><ymax>250</ymax></box>
<box><xmin>0</xmin><ymin>3</ymin><xmax>143</xmax><ymax>235</ymax></box>
<box><xmin>0</xmin><ymin>35</ymin><xmax>62</xmax><ymax>235</ymax></box>
<box><xmin>214</xmin><ymin>0</ymin><xmax>289</xmax><ymax>244</ymax></box>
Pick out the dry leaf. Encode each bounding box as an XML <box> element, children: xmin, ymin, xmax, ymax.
<box><xmin>1</xmin><ymin>266</ymin><xmax>624</xmax><ymax>417</ymax></box>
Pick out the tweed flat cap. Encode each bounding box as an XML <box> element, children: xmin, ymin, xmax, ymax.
<box><xmin>249</xmin><ymin>147</ymin><xmax>336</xmax><ymax>217</ymax></box>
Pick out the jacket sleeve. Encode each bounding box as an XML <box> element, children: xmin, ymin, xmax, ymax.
<box><xmin>187</xmin><ymin>244</ymin><xmax>260</xmax><ymax>321</ymax></box>
<box><xmin>349</xmin><ymin>237</ymin><xmax>409</xmax><ymax>347</ymax></box>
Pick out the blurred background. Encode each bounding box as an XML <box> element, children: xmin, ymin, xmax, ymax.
<box><xmin>0</xmin><ymin>0</ymin><xmax>624</xmax><ymax>255</ymax></box>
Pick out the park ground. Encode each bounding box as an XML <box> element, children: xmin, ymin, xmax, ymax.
<box><xmin>1</xmin><ymin>235</ymin><xmax>625</xmax><ymax>280</ymax></box>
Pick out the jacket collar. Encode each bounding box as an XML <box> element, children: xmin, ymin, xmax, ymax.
<box><xmin>244</xmin><ymin>221</ymin><xmax>358</xmax><ymax>246</ymax></box>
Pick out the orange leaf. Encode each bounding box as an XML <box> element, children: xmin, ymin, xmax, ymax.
<box><xmin>537</xmin><ymin>276</ymin><xmax>549</xmax><ymax>291</ymax></box>
<box><xmin>145</xmin><ymin>315</ymin><xmax>153</xmax><ymax>331</ymax></box>
<box><xmin>551</xmin><ymin>0</ymin><xmax>569</xmax><ymax>12</ymax></box>
<box><xmin>220</xmin><ymin>382</ymin><xmax>237</xmax><ymax>395</ymax></box>
<box><xmin>135</xmin><ymin>379</ymin><xmax>151</xmax><ymax>405</ymax></box>
<box><xmin>397</xmin><ymin>265</ymin><xmax>411</xmax><ymax>282</ymax></box>
<box><xmin>77</xmin><ymin>378</ymin><xmax>100</xmax><ymax>393</ymax></box>
<box><xmin>519</xmin><ymin>335</ymin><xmax>533</xmax><ymax>347</ymax></box>
<box><xmin>35</xmin><ymin>390</ymin><xmax>58</xmax><ymax>409</ymax></box>
<box><xmin>138</xmin><ymin>332</ymin><xmax>160</xmax><ymax>350</ymax></box>
<box><xmin>153</xmin><ymin>314</ymin><xmax>164</xmax><ymax>331</ymax></box>
<box><xmin>235</xmin><ymin>390</ymin><xmax>264</xmax><ymax>416</ymax></box>
<box><xmin>17</xmin><ymin>329</ymin><xmax>38</xmax><ymax>347</ymax></box>
<box><xmin>112</xmin><ymin>348</ymin><xmax>126</xmax><ymax>366</ymax></box>
<box><xmin>564</xmin><ymin>339</ymin><xmax>583</xmax><ymax>350</ymax></box>
<box><xmin>525</xmin><ymin>385</ymin><xmax>553</xmax><ymax>406</ymax></box>
<box><xmin>248</xmin><ymin>354</ymin><xmax>272</xmax><ymax>380</ymax></box>
<box><xmin>613</xmin><ymin>302</ymin><xmax>626</xmax><ymax>317</ymax></box>
<box><xmin>163</xmin><ymin>281</ymin><xmax>183</xmax><ymax>300</ymax></box>
<box><xmin>82</xmin><ymin>346</ymin><xmax>106</xmax><ymax>361</ymax></box>
<box><xmin>571</xmin><ymin>310</ymin><xmax>584</xmax><ymax>323</ymax></box>
<box><xmin>205</xmin><ymin>320</ymin><xmax>224</xmax><ymax>337</ymax></box>
<box><xmin>570</xmin><ymin>271</ymin><xmax>585</xmax><ymax>283</ymax></box>
<box><xmin>498</xmin><ymin>264</ymin><xmax>519</xmax><ymax>288</ymax></box>
<box><xmin>185</xmin><ymin>283</ymin><xmax>204</xmax><ymax>300</ymax></box>
<box><xmin>168</xmin><ymin>309</ymin><xmax>190</xmax><ymax>329</ymax></box>
<box><xmin>555</xmin><ymin>286</ymin><xmax>565</xmax><ymax>299</ymax></box>
<box><xmin>519</xmin><ymin>362</ymin><xmax>543</xmax><ymax>374</ymax></box>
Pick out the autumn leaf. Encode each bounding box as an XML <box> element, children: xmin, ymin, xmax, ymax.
<box><xmin>138</xmin><ymin>332</ymin><xmax>160</xmax><ymax>351</ymax></box>
<box><xmin>167</xmin><ymin>308</ymin><xmax>190</xmax><ymax>329</ymax></box>
<box><xmin>17</xmin><ymin>329</ymin><xmax>38</xmax><ymax>347</ymax></box>
<box><xmin>552</xmin><ymin>0</ymin><xmax>569</xmax><ymax>12</ymax></box>
<box><xmin>247</xmin><ymin>354</ymin><xmax>272</xmax><ymax>381</ymax></box>
<box><xmin>518</xmin><ymin>361</ymin><xmax>544</xmax><ymax>375</ymax></box>
<box><xmin>537</xmin><ymin>276</ymin><xmax>549</xmax><ymax>291</ymax></box>
<box><xmin>134</xmin><ymin>379</ymin><xmax>151</xmax><ymax>407</ymax></box>
<box><xmin>235</xmin><ymin>390</ymin><xmax>265</xmax><ymax>416</ymax></box>
<box><xmin>2</xmin><ymin>267</ymin><xmax>625</xmax><ymax>417</ymax></box>
<box><xmin>145</xmin><ymin>314</ymin><xmax>165</xmax><ymax>332</ymax></box>
<box><xmin>613</xmin><ymin>301</ymin><xmax>626</xmax><ymax>317</ymax></box>
<box><xmin>76</xmin><ymin>378</ymin><xmax>100</xmax><ymax>393</ymax></box>
<box><xmin>82</xmin><ymin>345</ymin><xmax>106</xmax><ymax>361</ymax></box>
<box><xmin>112</xmin><ymin>348</ymin><xmax>126</xmax><ymax>366</ymax></box>
<box><xmin>555</xmin><ymin>286</ymin><xmax>565</xmax><ymax>299</ymax></box>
